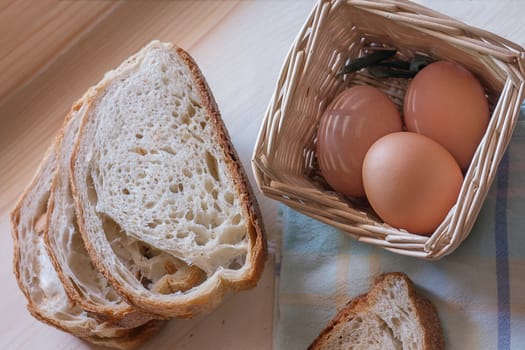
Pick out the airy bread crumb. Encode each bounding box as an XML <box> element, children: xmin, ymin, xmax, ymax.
<box><xmin>70</xmin><ymin>41</ymin><xmax>267</xmax><ymax>318</ymax></box>
<box><xmin>309</xmin><ymin>272</ymin><xmax>444</xmax><ymax>350</ymax></box>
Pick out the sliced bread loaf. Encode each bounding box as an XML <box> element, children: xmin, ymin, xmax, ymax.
<box><xmin>309</xmin><ymin>272</ymin><xmax>444</xmax><ymax>350</ymax></box>
<box><xmin>10</xmin><ymin>140</ymin><xmax>164</xmax><ymax>349</ymax></box>
<box><xmin>70</xmin><ymin>41</ymin><xmax>267</xmax><ymax>318</ymax></box>
<box><xmin>45</xmin><ymin>96</ymin><xmax>157</xmax><ymax>327</ymax></box>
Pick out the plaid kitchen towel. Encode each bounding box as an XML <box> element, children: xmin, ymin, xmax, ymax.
<box><xmin>275</xmin><ymin>104</ymin><xmax>525</xmax><ymax>350</ymax></box>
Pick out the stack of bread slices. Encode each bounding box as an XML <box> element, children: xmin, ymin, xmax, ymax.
<box><xmin>10</xmin><ymin>41</ymin><xmax>267</xmax><ymax>349</ymax></box>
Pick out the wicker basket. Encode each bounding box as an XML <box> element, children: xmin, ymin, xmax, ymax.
<box><xmin>252</xmin><ymin>0</ymin><xmax>525</xmax><ymax>259</ymax></box>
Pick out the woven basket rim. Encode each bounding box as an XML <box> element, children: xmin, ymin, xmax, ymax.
<box><xmin>252</xmin><ymin>0</ymin><xmax>525</xmax><ymax>259</ymax></box>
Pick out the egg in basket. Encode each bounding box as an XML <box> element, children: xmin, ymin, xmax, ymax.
<box><xmin>251</xmin><ymin>0</ymin><xmax>525</xmax><ymax>259</ymax></box>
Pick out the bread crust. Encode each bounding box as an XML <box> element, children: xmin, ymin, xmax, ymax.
<box><xmin>308</xmin><ymin>294</ymin><xmax>370</xmax><ymax>350</ymax></box>
<box><xmin>11</xmin><ymin>142</ymin><xmax>59</xmax><ymax>307</ymax></box>
<box><xmin>309</xmin><ymin>272</ymin><xmax>445</xmax><ymax>350</ymax></box>
<box><xmin>176</xmin><ymin>47</ymin><xmax>268</xmax><ymax>291</ymax></box>
<box><xmin>44</xmin><ymin>95</ymin><xmax>158</xmax><ymax>327</ymax></box>
<box><xmin>10</xmin><ymin>137</ymin><xmax>164</xmax><ymax>349</ymax></box>
<box><xmin>372</xmin><ymin>272</ymin><xmax>444</xmax><ymax>350</ymax></box>
<box><xmin>69</xmin><ymin>41</ymin><xmax>267</xmax><ymax>318</ymax></box>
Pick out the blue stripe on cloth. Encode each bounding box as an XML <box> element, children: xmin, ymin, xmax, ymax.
<box><xmin>496</xmin><ymin>150</ymin><xmax>510</xmax><ymax>350</ymax></box>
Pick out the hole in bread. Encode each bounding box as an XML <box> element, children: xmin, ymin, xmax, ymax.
<box><xmin>171</xmin><ymin>123</ymin><xmax>178</xmax><ymax>130</ymax></box>
<box><xmin>140</xmin><ymin>274</ymin><xmax>153</xmax><ymax>289</ymax></box>
<box><xmin>232</xmin><ymin>214</ymin><xmax>241</xmax><ymax>225</ymax></box>
<box><xmin>200</xmin><ymin>121</ymin><xmax>206</xmax><ymax>129</ymax></box>
<box><xmin>181</xmin><ymin>114</ymin><xmax>190</xmax><ymax>125</ymax></box>
<box><xmin>391</xmin><ymin>317</ymin><xmax>400</xmax><ymax>328</ymax></box>
<box><xmin>205</xmin><ymin>151</ymin><xmax>219</xmax><ymax>182</ymax></box>
<box><xmin>145</xmin><ymin>202</ymin><xmax>155</xmax><ymax>209</ymax></box>
<box><xmin>204</xmin><ymin>180</ymin><xmax>213</xmax><ymax>193</ymax></box>
<box><xmin>105</xmin><ymin>289</ymin><xmax>119</xmax><ymax>302</ymax></box>
<box><xmin>195</xmin><ymin>212</ymin><xmax>220</xmax><ymax>229</ymax></box>
<box><xmin>103</xmin><ymin>215</ymin><xmax>123</xmax><ymax>238</ymax></box>
<box><xmin>185</xmin><ymin>210</ymin><xmax>194</xmax><ymax>221</ymax></box>
<box><xmin>135</xmin><ymin>133</ymin><xmax>143</xmax><ymax>139</ymax></box>
<box><xmin>131</xmin><ymin>147</ymin><xmax>147</xmax><ymax>156</ymax></box>
<box><xmin>101</xmin><ymin>215</ymin><xmax>209</xmax><ymax>293</ymax></box>
<box><xmin>174</xmin><ymin>99</ymin><xmax>181</xmax><ymax>107</ymax></box>
<box><xmin>165</xmin><ymin>233</ymin><xmax>174</xmax><ymax>239</ymax></box>
<box><xmin>177</xmin><ymin>231</ymin><xmax>188</xmax><ymax>239</ymax></box>
<box><xmin>172</xmin><ymin>111</ymin><xmax>178</xmax><ymax>118</ymax></box>
<box><xmin>139</xmin><ymin>244</ymin><xmax>154</xmax><ymax>259</ymax></box>
<box><xmin>86</xmin><ymin>173</ymin><xmax>98</xmax><ymax>205</ymax></box>
<box><xmin>147</xmin><ymin>219</ymin><xmax>162</xmax><ymax>229</ymax></box>
<box><xmin>190</xmin><ymin>131</ymin><xmax>204</xmax><ymax>143</ymax></box>
<box><xmin>227</xmin><ymin>254</ymin><xmax>246</xmax><ymax>270</ymax></box>
<box><xmin>152</xmin><ymin>265</ymin><xmax>207</xmax><ymax>295</ymax></box>
<box><xmin>193</xmin><ymin>227</ymin><xmax>209</xmax><ymax>246</ymax></box>
<box><xmin>122</xmin><ymin>188</ymin><xmax>130</xmax><ymax>195</ymax></box>
<box><xmin>190</xmin><ymin>98</ymin><xmax>202</xmax><ymax>109</ymax></box>
<box><xmin>224</xmin><ymin>192</ymin><xmax>234</xmax><ymax>205</ymax></box>
<box><xmin>34</xmin><ymin>213</ymin><xmax>47</xmax><ymax>235</ymax></box>
<box><xmin>182</xmin><ymin>169</ymin><xmax>193</xmax><ymax>178</ymax></box>
<box><xmin>169</xmin><ymin>183</ymin><xmax>181</xmax><ymax>193</ymax></box>
<box><xmin>161</xmin><ymin>65</ymin><xmax>167</xmax><ymax>73</ymax></box>
<box><xmin>160</xmin><ymin>146</ymin><xmax>176</xmax><ymax>156</ymax></box>
<box><xmin>228</xmin><ymin>261</ymin><xmax>242</xmax><ymax>270</ymax></box>
<box><xmin>187</xmin><ymin>103</ymin><xmax>196</xmax><ymax>118</ymax></box>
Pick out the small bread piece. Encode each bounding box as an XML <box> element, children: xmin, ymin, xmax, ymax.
<box><xmin>309</xmin><ymin>272</ymin><xmax>444</xmax><ymax>350</ymax></box>
<box><xmin>45</xmin><ymin>97</ymin><xmax>157</xmax><ymax>327</ymax></box>
<box><xmin>71</xmin><ymin>41</ymin><xmax>267</xmax><ymax>318</ymax></box>
<box><xmin>11</xmin><ymin>141</ymin><xmax>163</xmax><ymax>349</ymax></box>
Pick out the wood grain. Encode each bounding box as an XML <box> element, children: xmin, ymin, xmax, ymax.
<box><xmin>1</xmin><ymin>1</ymin><xmax>523</xmax><ymax>349</ymax></box>
<box><xmin>0</xmin><ymin>0</ymin><xmax>117</xmax><ymax>105</ymax></box>
<box><xmin>0</xmin><ymin>0</ymin><xmax>239</xmax><ymax>213</ymax></box>
<box><xmin>0</xmin><ymin>1</ymin><xmax>283</xmax><ymax>349</ymax></box>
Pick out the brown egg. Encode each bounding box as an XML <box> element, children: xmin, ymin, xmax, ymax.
<box><xmin>404</xmin><ymin>60</ymin><xmax>489</xmax><ymax>171</ymax></box>
<box><xmin>362</xmin><ymin>132</ymin><xmax>463</xmax><ymax>235</ymax></box>
<box><xmin>317</xmin><ymin>85</ymin><xmax>402</xmax><ymax>197</ymax></box>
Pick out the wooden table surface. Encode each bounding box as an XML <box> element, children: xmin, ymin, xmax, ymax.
<box><xmin>1</xmin><ymin>1</ymin><xmax>524</xmax><ymax>349</ymax></box>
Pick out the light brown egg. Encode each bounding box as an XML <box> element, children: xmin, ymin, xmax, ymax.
<box><xmin>362</xmin><ymin>132</ymin><xmax>463</xmax><ymax>235</ymax></box>
<box><xmin>404</xmin><ymin>60</ymin><xmax>489</xmax><ymax>171</ymax></box>
<box><xmin>316</xmin><ymin>85</ymin><xmax>402</xmax><ymax>197</ymax></box>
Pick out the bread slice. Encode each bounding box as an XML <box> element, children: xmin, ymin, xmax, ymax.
<box><xmin>70</xmin><ymin>41</ymin><xmax>267</xmax><ymax>318</ymax></box>
<box><xmin>45</xmin><ymin>96</ymin><xmax>157</xmax><ymax>327</ymax></box>
<box><xmin>309</xmin><ymin>272</ymin><xmax>444</xmax><ymax>350</ymax></box>
<box><xmin>11</xmin><ymin>139</ymin><xmax>164</xmax><ymax>349</ymax></box>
